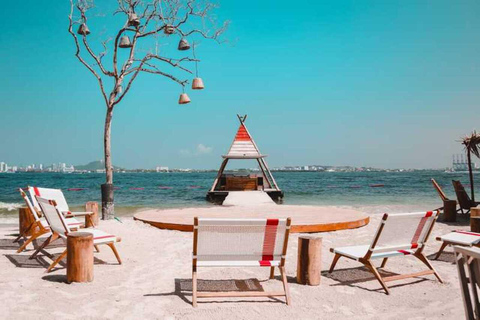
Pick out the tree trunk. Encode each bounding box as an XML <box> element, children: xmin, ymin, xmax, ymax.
<box><xmin>102</xmin><ymin>107</ymin><xmax>115</xmax><ymax>220</ymax></box>
<box><xmin>467</xmin><ymin>149</ymin><xmax>475</xmax><ymax>203</ymax></box>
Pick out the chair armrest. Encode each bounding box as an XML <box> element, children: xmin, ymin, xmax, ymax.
<box><xmin>63</xmin><ymin>211</ymin><xmax>94</xmax><ymax>217</ymax></box>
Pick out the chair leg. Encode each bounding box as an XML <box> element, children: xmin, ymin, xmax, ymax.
<box><xmin>269</xmin><ymin>266</ymin><xmax>275</xmax><ymax>279</ymax></box>
<box><xmin>17</xmin><ymin>230</ymin><xmax>46</xmax><ymax>253</ymax></box>
<box><xmin>280</xmin><ymin>266</ymin><xmax>291</xmax><ymax>305</ymax></box>
<box><xmin>192</xmin><ymin>267</ymin><xmax>198</xmax><ymax>308</ymax></box>
<box><xmin>107</xmin><ymin>243</ymin><xmax>122</xmax><ymax>264</ymax></box>
<box><xmin>329</xmin><ymin>254</ymin><xmax>341</xmax><ymax>273</ymax></box>
<box><xmin>94</xmin><ymin>245</ymin><xmax>100</xmax><ymax>253</ymax></box>
<box><xmin>14</xmin><ymin>223</ymin><xmax>34</xmax><ymax>243</ymax></box>
<box><xmin>415</xmin><ymin>253</ymin><xmax>443</xmax><ymax>283</ymax></box>
<box><xmin>46</xmin><ymin>249</ymin><xmax>67</xmax><ymax>273</ymax></box>
<box><xmin>364</xmin><ymin>260</ymin><xmax>390</xmax><ymax>295</ymax></box>
<box><xmin>29</xmin><ymin>234</ymin><xmax>55</xmax><ymax>259</ymax></box>
<box><xmin>434</xmin><ymin>242</ymin><xmax>449</xmax><ymax>260</ymax></box>
<box><xmin>380</xmin><ymin>258</ymin><xmax>388</xmax><ymax>268</ymax></box>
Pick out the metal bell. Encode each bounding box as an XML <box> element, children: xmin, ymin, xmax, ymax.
<box><xmin>128</xmin><ymin>13</ymin><xmax>140</xmax><ymax>27</ymax></box>
<box><xmin>178</xmin><ymin>93</ymin><xmax>191</xmax><ymax>104</ymax></box>
<box><xmin>178</xmin><ymin>38</ymin><xmax>190</xmax><ymax>51</ymax></box>
<box><xmin>77</xmin><ymin>23</ymin><xmax>90</xmax><ymax>36</ymax></box>
<box><xmin>192</xmin><ymin>78</ymin><xmax>204</xmax><ymax>90</ymax></box>
<box><xmin>119</xmin><ymin>36</ymin><xmax>132</xmax><ymax>48</ymax></box>
<box><xmin>164</xmin><ymin>25</ymin><xmax>175</xmax><ymax>35</ymax></box>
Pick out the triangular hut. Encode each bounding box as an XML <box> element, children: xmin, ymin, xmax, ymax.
<box><xmin>207</xmin><ymin>115</ymin><xmax>284</xmax><ymax>204</ymax></box>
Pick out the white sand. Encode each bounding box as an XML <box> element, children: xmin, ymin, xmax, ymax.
<box><xmin>0</xmin><ymin>207</ymin><xmax>467</xmax><ymax>319</ymax></box>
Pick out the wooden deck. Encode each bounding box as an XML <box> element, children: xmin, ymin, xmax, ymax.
<box><xmin>133</xmin><ymin>205</ymin><xmax>369</xmax><ymax>233</ymax></box>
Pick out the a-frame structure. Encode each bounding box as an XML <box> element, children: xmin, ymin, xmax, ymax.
<box><xmin>207</xmin><ymin>115</ymin><xmax>283</xmax><ymax>204</ymax></box>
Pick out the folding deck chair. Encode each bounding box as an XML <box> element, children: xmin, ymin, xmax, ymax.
<box><xmin>452</xmin><ymin>180</ymin><xmax>480</xmax><ymax>214</ymax></box>
<box><xmin>431</xmin><ymin>178</ymin><xmax>459</xmax><ymax>212</ymax></box>
<box><xmin>192</xmin><ymin>217</ymin><xmax>291</xmax><ymax>307</ymax></box>
<box><xmin>28</xmin><ymin>186</ymin><xmax>95</xmax><ymax>226</ymax></box>
<box><xmin>434</xmin><ymin>230</ymin><xmax>480</xmax><ymax>260</ymax></box>
<box><xmin>36</xmin><ymin>197</ymin><xmax>122</xmax><ymax>273</ymax></box>
<box><xmin>454</xmin><ymin>246</ymin><xmax>480</xmax><ymax>319</ymax></box>
<box><xmin>15</xmin><ymin>188</ymin><xmax>83</xmax><ymax>253</ymax></box>
<box><xmin>329</xmin><ymin>211</ymin><xmax>443</xmax><ymax>294</ymax></box>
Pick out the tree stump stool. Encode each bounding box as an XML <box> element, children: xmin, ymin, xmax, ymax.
<box><xmin>297</xmin><ymin>236</ymin><xmax>322</xmax><ymax>286</ymax></box>
<box><xmin>67</xmin><ymin>232</ymin><xmax>94</xmax><ymax>283</ymax></box>
<box><xmin>471</xmin><ymin>208</ymin><xmax>480</xmax><ymax>233</ymax></box>
<box><xmin>442</xmin><ymin>200</ymin><xmax>457</xmax><ymax>222</ymax></box>
<box><xmin>85</xmin><ymin>202</ymin><xmax>99</xmax><ymax>228</ymax></box>
<box><xmin>19</xmin><ymin>207</ymin><xmax>36</xmax><ymax>237</ymax></box>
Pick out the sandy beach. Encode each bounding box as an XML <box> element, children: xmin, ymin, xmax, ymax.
<box><xmin>0</xmin><ymin>206</ymin><xmax>467</xmax><ymax>320</ymax></box>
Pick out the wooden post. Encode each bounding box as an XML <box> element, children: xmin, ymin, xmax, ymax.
<box><xmin>471</xmin><ymin>208</ymin><xmax>480</xmax><ymax>233</ymax></box>
<box><xmin>442</xmin><ymin>200</ymin><xmax>457</xmax><ymax>222</ymax></box>
<box><xmin>19</xmin><ymin>207</ymin><xmax>36</xmax><ymax>237</ymax></box>
<box><xmin>85</xmin><ymin>202</ymin><xmax>99</xmax><ymax>228</ymax></box>
<box><xmin>67</xmin><ymin>232</ymin><xmax>94</xmax><ymax>283</ymax></box>
<box><xmin>297</xmin><ymin>236</ymin><xmax>322</xmax><ymax>286</ymax></box>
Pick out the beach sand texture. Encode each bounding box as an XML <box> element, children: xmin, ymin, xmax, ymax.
<box><xmin>0</xmin><ymin>208</ymin><xmax>466</xmax><ymax>320</ymax></box>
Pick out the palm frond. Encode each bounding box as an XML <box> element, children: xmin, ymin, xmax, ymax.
<box><xmin>461</xmin><ymin>130</ymin><xmax>480</xmax><ymax>158</ymax></box>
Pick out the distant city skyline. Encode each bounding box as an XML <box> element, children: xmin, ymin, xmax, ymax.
<box><xmin>1</xmin><ymin>1</ymin><xmax>479</xmax><ymax>170</ymax></box>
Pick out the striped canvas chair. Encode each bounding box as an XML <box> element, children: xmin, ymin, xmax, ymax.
<box><xmin>28</xmin><ymin>186</ymin><xmax>95</xmax><ymax>226</ymax></box>
<box><xmin>434</xmin><ymin>230</ymin><xmax>480</xmax><ymax>260</ymax></box>
<box><xmin>36</xmin><ymin>197</ymin><xmax>121</xmax><ymax>273</ymax></box>
<box><xmin>192</xmin><ymin>217</ymin><xmax>291</xmax><ymax>307</ymax></box>
<box><xmin>329</xmin><ymin>211</ymin><xmax>443</xmax><ymax>294</ymax></box>
<box><xmin>15</xmin><ymin>188</ymin><xmax>83</xmax><ymax>254</ymax></box>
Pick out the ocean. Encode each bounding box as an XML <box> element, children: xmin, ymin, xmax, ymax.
<box><xmin>0</xmin><ymin>171</ymin><xmax>477</xmax><ymax>217</ymax></box>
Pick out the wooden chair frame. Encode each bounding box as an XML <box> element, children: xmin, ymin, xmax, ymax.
<box><xmin>329</xmin><ymin>211</ymin><xmax>443</xmax><ymax>295</ymax></box>
<box><xmin>192</xmin><ymin>217</ymin><xmax>291</xmax><ymax>307</ymax></box>
<box><xmin>454</xmin><ymin>246</ymin><xmax>480</xmax><ymax>319</ymax></box>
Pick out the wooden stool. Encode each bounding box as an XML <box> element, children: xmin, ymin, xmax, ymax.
<box><xmin>297</xmin><ymin>236</ymin><xmax>322</xmax><ymax>286</ymax></box>
<box><xmin>471</xmin><ymin>208</ymin><xmax>480</xmax><ymax>233</ymax></box>
<box><xmin>19</xmin><ymin>207</ymin><xmax>36</xmax><ymax>237</ymax></box>
<box><xmin>442</xmin><ymin>200</ymin><xmax>457</xmax><ymax>222</ymax></box>
<box><xmin>67</xmin><ymin>232</ymin><xmax>94</xmax><ymax>283</ymax></box>
<box><xmin>85</xmin><ymin>201</ymin><xmax>99</xmax><ymax>228</ymax></box>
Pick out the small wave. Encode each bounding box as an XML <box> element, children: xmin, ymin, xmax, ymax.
<box><xmin>0</xmin><ymin>202</ymin><xmax>22</xmax><ymax>211</ymax></box>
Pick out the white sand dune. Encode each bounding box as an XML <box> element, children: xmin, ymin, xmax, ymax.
<box><xmin>0</xmin><ymin>207</ymin><xmax>467</xmax><ymax>319</ymax></box>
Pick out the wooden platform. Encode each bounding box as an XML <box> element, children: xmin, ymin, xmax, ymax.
<box><xmin>133</xmin><ymin>205</ymin><xmax>369</xmax><ymax>233</ymax></box>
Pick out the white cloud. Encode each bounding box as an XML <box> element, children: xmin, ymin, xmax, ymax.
<box><xmin>179</xmin><ymin>144</ymin><xmax>213</xmax><ymax>157</ymax></box>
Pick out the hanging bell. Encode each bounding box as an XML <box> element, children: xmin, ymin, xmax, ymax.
<box><xmin>178</xmin><ymin>93</ymin><xmax>191</xmax><ymax>104</ymax></box>
<box><xmin>119</xmin><ymin>36</ymin><xmax>132</xmax><ymax>48</ymax></box>
<box><xmin>192</xmin><ymin>78</ymin><xmax>204</xmax><ymax>90</ymax></box>
<box><xmin>77</xmin><ymin>23</ymin><xmax>90</xmax><ymax>36</ymax></box>
<box><xmin>178</xmin><ymin>38</ymin><xmax>190</xmax><ymax>51</ymax></box>
<box><xmin>164</xmin><ymin>25</ymin><xmax>175</xmax><ymax>35</ymax></box>
<box><xmin>128</xmin><ymin>13</ymin><xmax>140</xmax><ymax>27</ymax></box>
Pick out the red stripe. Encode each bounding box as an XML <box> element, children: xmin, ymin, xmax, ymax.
<box><xmin>455</xmin><ymin>230</ymin><xmax>480</xmax><ymax>237</ymax></box>
<box><xmin>234</xmin><ymin>125</ymin><xmax>251</xmax><ymax>141</ymax></box>
<box><xmin>411</xmin><ymin>243</ymin><xmax>418</xmax><ymax>249</ymax></box>
<box><xmin>411</xmin><ymin>214</ymin><xmax>432</xmax><ymax>245</ymax></box>
<box><xmin>94</xmin><ymin>235</ymin><xmax>114</xmax><ymax>240</ymax></box>
<box><xmin>261</xmin><ymin>219</ymin><xmax>279</xmax><ymax>262</ymax></box>
<box><xmin>259</xmin><ymin>261</ymin><xmax>271</xmax><ymax>266</ymax></box>
<box><xmin>34</xmin><ymin>187</ymin><xmax>40</xmax><ymax>196</ymax></box>
<box><xmin>398</xmin><ymin>250</ymin><xmax>411</xmax><ymax>255</ymax></box>
<box><xmin>425</xmin><ymin>211</ymin><xmax>433</xmax><ymax>217</ymax></box>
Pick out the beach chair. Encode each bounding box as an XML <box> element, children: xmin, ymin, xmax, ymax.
<box><xmin>329</xmin><ymin>211</ymin><xmax>443</xmax><ymax>294</ymax></box>
<box><xmin>431</xmin><ymin>178</ymin><xmax>450</xmax><ymax>202</ymax></box>
<box><xmin>452</xmin><ymin>180</ymin><xmax>479</xmax><ymax>214</ymax></box>
<box><xmin>15</xmin><ymin>188</ymin><xmax>83</xmax><ymax>253</ymax></box>
<box><xmin>36</xmin><ymin>196</ymin><xmax>121</xmax><ymax>272</ymax></box>
<box><xmin>434</xmin><ymin>230</ymin><xmax>480</xmax><ymax>260</ymax></box>
<box><xmin>192</xmin><ymin>217</ymin><xmax>291</xmax><ymax>307</ymax></box>
<box><xmin>28</xmin><ymin>186</ymin><xmax>95</xmax><ymax>226</ymax></box>
<box><xmin>453</xmin><ymin>246</ymin><xmax>480</xmax><ymax>319</ymax></box>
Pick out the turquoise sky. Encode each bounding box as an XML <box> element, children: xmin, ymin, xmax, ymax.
<box><xmin>0</xmin><ymin>1</ymin><xmax>479</xmax><ymax>169</ymax></box>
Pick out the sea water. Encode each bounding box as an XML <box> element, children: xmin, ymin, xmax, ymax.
<box><xmin>0</xmin><ymin>171</ymin><xmax>477</xmax><ymax>217</ymax></box>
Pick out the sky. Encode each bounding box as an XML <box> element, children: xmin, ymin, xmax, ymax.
<box><xmin>0</xmin><ymin>0</ymin><xmax>479</xmax><ymax>170</ymax></box>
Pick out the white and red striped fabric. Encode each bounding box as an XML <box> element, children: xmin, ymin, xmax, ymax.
<box><xmin>195</xmin><ymin>218</ymin><xmax>289</xmax><ymax>267</ymax></box>
<box><xmin>333</xmin><ymin>211</ymin><xmax>439</xmax><ymax>261</ymax></box>
<box><xmin>28</xmin><ymin>186</ymin><xmax>92</xmax><ymax>218</ymax></box>
<box><xmin>223</xmin><ymin>124</ymin><xmax>264</xmax><ymax>159</ymax></box>
<box><xmin>438</xmin><ymin>230</ymin><xmax>480</xmax><ymax>247</ymax></box>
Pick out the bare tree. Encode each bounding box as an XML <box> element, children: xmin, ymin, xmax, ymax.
<box><xmin>68</xmin><ymin>0</ymin><xmax>227</xmax><ymax>219</ymax></box>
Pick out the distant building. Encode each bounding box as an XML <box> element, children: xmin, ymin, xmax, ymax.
<box><xmin>0</xmin><ymin>162</ymin><xmax>6</xmax><ymax>172</ymax></box>
<box><xmin>156</xmin><ymin>166</ymin><xmax>169</xmax><ymax>172</ymax></box>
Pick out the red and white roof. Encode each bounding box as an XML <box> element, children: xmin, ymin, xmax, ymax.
<box><xmin>223</xmin><ymin>123</ymin><xmax>265</xmax><ymax>159</ymax></box>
